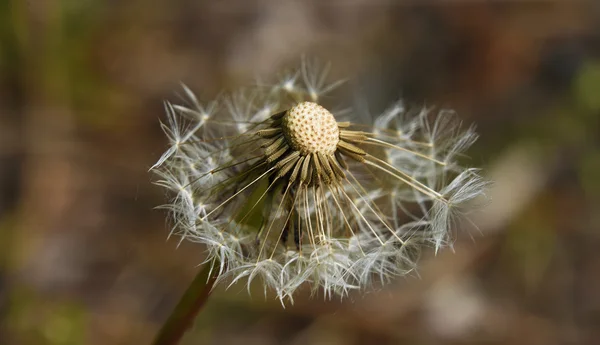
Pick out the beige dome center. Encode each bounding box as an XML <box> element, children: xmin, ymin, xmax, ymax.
<box><xmin>282</xmin><ymin>102</ymin><xmax>339</xmax><ymax>155</ymax></box>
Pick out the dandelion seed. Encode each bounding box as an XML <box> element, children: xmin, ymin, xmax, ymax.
<box><xmin>151</xmin><ymin>59</ymin><xmax>488</xmax><ymax>304</ymax></box>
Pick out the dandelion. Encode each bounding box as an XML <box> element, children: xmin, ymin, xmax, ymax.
<box><xmin>151</xmin><ymin>59</ymin><xmax>487</xmax><ymax>304</ymax></box>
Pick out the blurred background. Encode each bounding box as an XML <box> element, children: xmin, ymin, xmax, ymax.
<box><xmin>1</xmin><ymin>0</ymin><xmax>600</xmax><ymax>344</ymax></box>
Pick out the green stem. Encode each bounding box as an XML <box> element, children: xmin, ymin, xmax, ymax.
<box><xmin>152</xmin><ymin>263</ymin><xmax>218</xmax><ymax>345</ymax></box>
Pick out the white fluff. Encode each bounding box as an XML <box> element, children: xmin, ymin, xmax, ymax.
<box><xmin>151</xmin><ymin>59</ymin><xmax>488</xmax><ymax>304</ymax></box>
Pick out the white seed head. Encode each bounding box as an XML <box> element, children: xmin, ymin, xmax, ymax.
<box><xmin>282</xmin><ymin>102</ymin><xmax>339</xmax><ymax>155</ymax></box>
<box><xmin>152</xmin><ymin>59</ymin><xmax>488</xmax><ymax>304</ymax></box>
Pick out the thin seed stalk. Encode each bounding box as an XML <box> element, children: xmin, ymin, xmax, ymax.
<box><xmin>152</xmin><ymin>261</ymin><xmax>219</xmax><ymax>345</ymax></box>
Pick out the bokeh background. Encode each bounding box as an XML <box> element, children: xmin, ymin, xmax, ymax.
<box><xmin>1</xmin><ymin>1</ymin><xmax>600</xmax><ymax>344</ymax></box>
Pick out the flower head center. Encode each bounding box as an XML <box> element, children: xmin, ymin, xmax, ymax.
<box><xmin>282</xmin><ymin>102</ymin><xmax>339</xmax><ymax>155</ymax></box>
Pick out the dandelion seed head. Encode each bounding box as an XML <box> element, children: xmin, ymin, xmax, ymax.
<box><xmin>151</xmin><ymin>58</ymin><xmax>488</xmax><ymax>304</ymax></box>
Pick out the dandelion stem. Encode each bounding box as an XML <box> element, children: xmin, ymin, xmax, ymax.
<box><xmin>152</xmin><ymin>261</ymin><xmax>219</xmax><ymax>345</ymax></box>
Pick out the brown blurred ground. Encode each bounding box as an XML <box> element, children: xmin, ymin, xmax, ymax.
<box><xmin>1</xmin><ymin>1</ymin><xmax>600</xmax><ymax>344</ymax></box>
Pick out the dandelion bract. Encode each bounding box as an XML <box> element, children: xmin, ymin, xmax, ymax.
<box><xmin>151</xmin><ymin>59</ymin><xmax>487</xmax><ymax>303</ymax></box>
